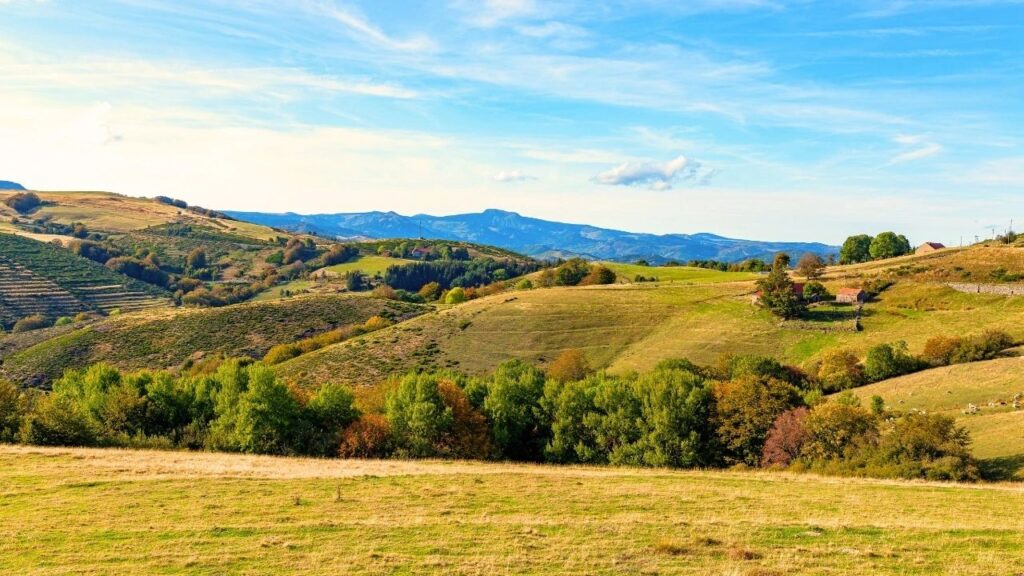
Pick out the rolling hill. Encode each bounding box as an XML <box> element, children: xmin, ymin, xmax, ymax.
<box><xmin>0</xmin><ymin>233</ymin><xmax>171</xmax><ymax>327</ymax></box>
<box><xmin>273</xmin><ymin>243</ymin><xmax>1024</xmax><ymax>388</ymax></box>
<box><xmin>0</xmin><ymin>294</ymin><xmax>426</xmax><ymax>387</ymax></box>
<box><xmin>849</xmin><ymin>357</ymin><xmax>1024</xmax><ymax>479</ymax></box>
<box><xmin>225</xmin><ymin>208</ymin><xmax>839</xmax><ymax>263</ymax></box>
<box><xmin>0</xmin><ymin>181</ymin><xmax>25</xmax><ymax>191</ymax></box>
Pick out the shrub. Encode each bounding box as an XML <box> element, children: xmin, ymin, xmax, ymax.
<box><xmin>876</xmin><ymin>413</ymin><xmax>978</xmax><ymax>481</ymax></box>
<box><xmin>579</xmin><ymin>265</ymin><xmax>616</xmax><ymax>286</ymax></box>
<box><xmin>554</xmin><ymin>258</ymin><xmax>591</xmax><ymax>286</ymax></box>
<box><xmin>546</xmin><ymin>349</ymin><xmax>591</xmax><ymax>382</ymax></box>
<box><xmin>949</xmin><ymin>330</ymin><xmax>1015</xmax><ymax>364</ymax></box>
<box><xmin>863</xmin><ymin>342</ymin><xmax>922</xmax><ymax>382</ymax></box>
<box><xmin>444</xmin><ymin>286</ymin><xmax>467</xmax><ymax>304</ymax></box>
<box><xmin>339</xmin><ymin>414</ymin><xmax>394</xmax><ymax>458</ymax></box>
<box><xmin>761</xmin><ymin>407</ymin><xmax>809</xmax><ymax>467</ymax></box>
<box><xmin>186</xmin><ymin>248</ymin><xmax>207</xmax><ymax>269</ymax></box>
<box><xmin>802</xmin><ymin>281</ymin><xmax>829</xmax><ymax>301</ymax></box>
<box><xmin>515</xmin><ymin>279</ymin><xmax>533</xmax><ymax>290</ymax></box>
<box><xmin>12</xmin><ymin>314</ymin><xmax>50</xmax><ymax>333</ymax></box>
<box><xmin>263</xmin><ymin>344</ymin><xmax>302</xmax><ymax>365</ymax></box>
<box><xmin>921</xmin><ymin>335</ymin><xmax>960</xmax><ymax>366</ymax></box>
<box><xmin>418</xmin><ymin>281</ymin><xmax>442</xmax><ymax>301</ymax></box>
<box><xmin>3</xmin><ymin>192</ymin><xmax>41</xmax><ymax>213</ymax></box>
<box><xmin>363</xmin><ymin>315</ymin><xmax>392</xmax><ymax>332</ymax></box>
<box><xmin>20</xmin><ymin>394</ymin><xmax>99</xmax><ymax>447</ymax></box>
<box><xmin>322</xmin><ymin>244</ymin><xmax>358</xmax><ymax>266</ymax></box>
<box><xmin>68</xmin><ymin>239</ymin><xmax>112</xmax><ymax>264</ymax></box>
<box><xmin>371</xmin><ymin>285</ymin><xmax>397</xmax><ymax>300</ymax></box>
<box><xmin>54</xmin><ymin>316</ymin><xmax>73</xmax><ymax>327</ymax></box>
<box><xmin>437</xmin><ymin>380</ymin><xmax>490</xmax><ymax>459</ymax></box>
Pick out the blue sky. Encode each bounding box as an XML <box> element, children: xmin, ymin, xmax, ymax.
<box><xmin>1</xmin><ymin>0</ymin><xmax>1022</xmax><ymax>244</ymax></box>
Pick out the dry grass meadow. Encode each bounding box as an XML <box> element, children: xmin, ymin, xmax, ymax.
<box><xmin>1</xmin><ymin>445</ymin><xmax>1022</xmax><ymax>575</ymax></box>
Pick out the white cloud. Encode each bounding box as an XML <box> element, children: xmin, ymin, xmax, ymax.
<box><xmin>493</xmin><ymin>170</ymin><xmax>534</xmax><ymax>182</ymax></box>
<box><xmin>889</xmin><ymin>134</ymin><xmax>942</xmax><ymax>164</ymax></box>
<box><xmin>460</xmin><ymin>0</ymin><xmax>541</xmax><ymax>27</ymax></box>
<box><xmin>594</xmin><ymin>155</ymin><xmax>710</xmax><ymax>190</ymax></box>
<box><xmin>313</xmin><ymin>3</ymin><xmax>436</xmax><ymax>52</ymax></box>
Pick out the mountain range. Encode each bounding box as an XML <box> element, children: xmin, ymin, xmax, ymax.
<box><xmin>0</xmin><ymin>181</ymin><xmax>26</xmax><ymax>190</ymax></box>
<box><xmin>226</xmin><ymin>208</ymin><xmax>838</xmax><ymax>263</ymax></box>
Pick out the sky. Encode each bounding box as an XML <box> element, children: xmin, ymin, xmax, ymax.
<box><xmin>1</xmin><ymin>0</ymin><xmax>1022</xmax><ymax>245</ymax></box>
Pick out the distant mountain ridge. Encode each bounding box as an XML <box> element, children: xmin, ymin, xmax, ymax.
<box><xmin>225</xmin><ymin>208</ymin><xmax>838</xmax><ymax>263</ymax></box>
<box><xmin>0</xmin><ymin>181</ymin><xmax>26</xmax><ymax>191</ymax></box>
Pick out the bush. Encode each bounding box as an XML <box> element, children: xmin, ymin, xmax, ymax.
<box><xmin>875</xmin><ymin>412</ymin><xmax>978</xmax><ymax>481</ymax></box>
<box><xmin>3</xmin><ymin>192</ymin><xmax>41</xmax><ymax>213</ymax></box>
<box><xmin>761</xmin><ymin>407</ymin><xmax>809</xmax><ymax>467</ymax></box>
<box><xmin>579</xmin><ymin>265</ymin><xmax>616</xmax><ymax>286</ymax></box>
<box><xmin>444</xmin><ymin>286</ymin><xmax>467</xmax><ymax>304</ymax></box>
<box><xmin>339</xmin><ymin>414</ymin><xmax>394</xmax><ymax>458</ymax></box>
<box><xmin>12</xmin><ymin>314</ymin><xmax>50</xmax><ymax>333</ymax></box>
<box><xmin>803</xmin><ymin>281</ymin><xmax>829</xmax><ymax>301</ymax></box>
<box><xmin>372</xmin><ymin>285</ymin><xmax>397</xmax><ymax>300</ymax></box>
<box><xmin>20</xmin><ymin>394</ymin><xmax>99</xmax><ymax>447</ymax></box>
<box><xmin>863</xmin><ymin>342</ymin><xmax>923</xmax><ymax>382</ymax></box>
<box><xmin>921</xmin><ymin>335</ymin><xmax>960</xmax><ymax>366</ymax></box>
<box><xmin>515</xmin><ymin>279</ymin><xmax>533</xmax><ymax>290</ymax></box>
<box><xmin>554</xmin><ymin>258</ymin><xmax>591</xmax><ymax>286</ymax></box>
<box><xmin>546</xmin><ymin>349</ymin><xmax>591</xmax><ymax>382</ymax></box>
<box><xmin>418</xmin><ymin>281</ymin><xmax>442</xmax><ymax>301</ymax></box>
<box><xmin>800</xmin><ymin>402</ymin><xmax>878</xmax><ymax>461</ymax></box>
<box><xmin>322</xmin><ymin>244</ymin><xmax>358</xmax><ymax>266</ymax></box>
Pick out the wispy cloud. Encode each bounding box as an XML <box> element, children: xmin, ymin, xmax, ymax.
<box><xmin>493</xmin><ymin>169</ymin><xmax>535</xmax><ymax>182</ymax></box>
<box><xmin>594</xmin><ymin>155</ymin><xmax>709</xmax><ymax>190</ymax></box>
<box><xmin>313</xmin><ymin>2</ymin><xmax>436</xmax><ymax>51</ymax></box>
<box><xmin>889</xmin><ymin>134</ymin><xmax>943</xmax><ymax>164</ymax></box>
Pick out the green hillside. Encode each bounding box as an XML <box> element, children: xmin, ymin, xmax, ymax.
<box><xmin>275</xmin><ymin>268</ymin><xmax>1024</xmax><ymax>388</ymax></box>
<box><xmin>0</xmin><ymin>295</ymin><xmax>426</xmax><ymax>387</ymax></box>
<box><xmin>849</xmin><ymin>357</ymin><xmax>1024</xmax><ymax>479</ymax></box>
<box><xmin>0</xmin><ymin>233</ymin><xmax>171</xmax><ymax>327</ymax></box>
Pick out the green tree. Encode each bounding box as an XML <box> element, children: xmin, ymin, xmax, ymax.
<box><xmin>714</xmin><ymin>376</ymin><xmax>804</xmax><ymax>466</ymax></box>
<box><xmin>20</xmin><ymin>394</ymin><xmax>99</xmax><ymax>447</ymax></box>
<box><xmin>0</xmin><ymin>379</ymin><xmax>26</xmax><ymax>442</ymax></box>
<box><xmin>230</xmin><ymin>365</ymin><xmax>303</xmax><ymax>454</ymax></box>
<box><xmin>755</xmin><ymin>253</ymin><xmax>806</xmax><ymax>319</ymax></box>
<box><xmin>444</xmin><ymin>286</ymin><xmax>467</xmax><ymax>304</ymax></box>
<box><xmin>816</xmin><ymin>349</ymin><xmax>865</xmax><ymax>392</ymax></box>
<box><xmin>863</xmin><ymin>341</ymin><xmax>922</xmax><ymax>382</ymax></box>
<box><xmin>301</xmin><ymin>383</ymin><xmax>360</xmax><ymax>457</ymax></box>
<box><xmin>800</xmin><ymin>402</ymin><xmax>878</xmax><ymax>461</ymax></box>
<box><xmin>482</xmin><ymin>361</ymin><xmax>549</xmax><ymax>460</ymax></box>
<box><xmin>839</xmin><ymin>234</ymin><xmax>873</xmax><ymax>264</ymax></box>
<box><xmin>555</xmin><ymin>258</ymin><xmax>591</xmax><ymax>286</ymax></box>
<box><xmin>869</xmin><ymin>232</ymin><xmax>912</xmax><ymax>260</ymax></box>
<box><xmin>386</xmin><ymin>373</ymin><xmax>455</xmax><ymax>458</ymax></box>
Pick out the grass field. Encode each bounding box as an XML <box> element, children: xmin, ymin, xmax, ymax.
<box><xmin>1</xmin><ymin>445</ymin><xmax>1021</xmax><ymax>575</ymax></box>
<box><xmin>849</xmin><ymin>357</ymin><xmax>1024</xmax><ymax>478</ymax></box>
<box><xmin>277</xmin><ymin>277</ymin><xmax>1024</xmax><ymax>387</ymax></box>
<box><xmin>0</xmin><ymin>295</ymin><xmax>426</xmax><ymax>386</ymax></box>
<box><xmin>601</xmin><ymin>262</ymin><xmax>761</xmax><ymax>283</ymax></box>
<box><xmin>321</xmin><ymin>255</ymin><xmax>415</xmax><ymax>277</ymax></box>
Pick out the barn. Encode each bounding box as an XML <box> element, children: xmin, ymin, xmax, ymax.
<box><xmin>836</xmin><ymin>287</ymin><xmax>867</xmax><ymax>304</ymax></box>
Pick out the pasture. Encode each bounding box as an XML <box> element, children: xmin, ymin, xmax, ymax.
<box><xmin>0</xmin><ymin>445</ymin><xmax>1021</xmax><ymax>575</ymax></box>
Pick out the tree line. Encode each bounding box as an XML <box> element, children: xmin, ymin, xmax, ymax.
<box><xmin>0</xmin><ymin>350</ymin><xmax>983</xmax><ymax>482</ymax></box>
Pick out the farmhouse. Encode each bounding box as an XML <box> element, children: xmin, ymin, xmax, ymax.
<box><xmin>836</xmin><ymin>287</ymin><xmax>867</xmax><ymax>304</ymax></box>
<box><xmin>916</xmin><ymin>242</ymin><xmax>946</xmax><ymax>255</ymax></box>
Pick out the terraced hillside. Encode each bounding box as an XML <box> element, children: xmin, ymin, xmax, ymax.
<box><xmin>0</xmin><ymin>294</ymin><xmax>426</xmax><ymax>386</ymax></box>
<box><xmin>276</xmin><ymin>265</ymin><xmax>1024</xmax><ymax>388</ymax></box>
<box><xmin>0</xmin><ymin>233</ymin><xmax>170</xmax><ymax>326</ymax></box>
<box><xmin>850</xmin><ymin>357</ymin><xmax>1024</xmax><ymax>479</ymax></box>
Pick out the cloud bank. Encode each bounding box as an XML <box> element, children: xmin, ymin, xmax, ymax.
<box><xmin>593</xmin><ymin>155</ymin><xmax>711</xmax><ymax>190</ymax></box>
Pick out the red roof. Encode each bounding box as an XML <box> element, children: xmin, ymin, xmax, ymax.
<box><xmin>837</xmin><ymin>287</ymin><xmax>865</xmax><ymax>296</ymax></box>
<box><xmin>921</xmin><ymin>242</ymin><xmax>945</xmax><ymax>249</ymax></box>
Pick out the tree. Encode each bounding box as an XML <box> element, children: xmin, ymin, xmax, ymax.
<box><xmin>714</xmin><ymin>376</ymin><xmax>804</xmax><ymax>466</ymax></box>
<box><xmin>863</xmin><ymin>341</ymin><xmax>922</xmax><ymax>382</ymax></box>
<box><xmin>437</xmin><ymin>380</ymin><xmax>491</xmax><ymax>459</ymax></box>
<box><xmin>555</xmin><ymin>258</ymin><xmax>591</xmax><ymax>286</ymax></box>
<box><xmin>186</xmin><ymin>248</ymin><xmax>207</xmax><ymax>269</ymax></box>
<box><xmin>546</xmin><ymin>349</ymin><xmax>591</xmax><ymax>382</ymax></box>
<box><xmin>839</xmin><ymin>235</ymin><xmax>873</xmax><ymax>264</ymax></box>
<box><xmin>418</xmin><ymin>281</ymin><xmax>442</xmax><ymax>301</ymax></box>
<box><xmin>877</xmin><ymin>412</ymin><xmax>978</xmax><ymax>481</ymax></box>
<box><xmin>800</xmin><ymin>402</ymin><xmax>878</xmax><ymax>461</ymax></box>
<box><xmin>339</xmin><ymin>414</ymin><xmax>394</xmax><ymax>458</ymax></box>
<box><xmin>3</xmin><ymin>192</ymin><xmax>41</xmax><ymax>213</ymax></box>
<box><xmin>761</xmin><ymin>407</ymin><xmax>809</xmax><ymax>467</ymax></box>
<box><xmin>579</xmin><ymin>265</ymin><xmax>616</xmax><ymax>286</ymax></box>
<box><xmin>385</xmin><ymin>373</ymin><xmax>454</xmax><ymax>458</ymax></box>
<box><xmin>795</xmin><ymin>253</ymin><xmax>826</xmax><ymax>280</ymax></box>
<box><xmin>816</xmin><ymin>349</ymin><xmax>864</xmax><ymax>392</ymax></box>
<box><xmin>12</xmin><ymin>314</ymin><xmax>50</xmax><ymax>333</ymax></box>
<box><xmin>481</xmin><ymin>360</ymin><xmax>548</xmax><ymax>460</ymax></box>
<box><xmin>802</xmin><ymin>281</ymin><xmax>829</xmax><ymax>301</ymax></box>
<box><xmin>0</xmin><ymin>379</ymin><xmax>25</xmax><ymax>443</ymax></box>
<box><xmin>869</xmin><ymin>232</ymin><xmax>912</xmax><ymax>260</ymax></box>
<box><xmin>19</xmin><ymin>394</ymin><xmax>99</xmax><ymax>447</ymax></box>
<box><xmin>345</xmin><ymin>271</ymin><xmax>367</xmax><ymax>292</ymax></box>
<box><xmin>301</xmin><ymin>383</ymin><xmax>360</xmax><ymax>457</ymax></box>
<box><xmin>755</xmin><ymin>253</ymin><xmax>806</xmax><ymax>319</ymax></box>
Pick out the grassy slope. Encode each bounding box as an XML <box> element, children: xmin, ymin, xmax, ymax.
<box><xmin>601</xmin><ymin>262</ymin><xmax>761</xmax><ymax>283</ymax></box>
<box><xmin>1</xmin><ymin>445</ymin><xmax>1021</xmax><ymax>576</ymax></box>
<box><xmin>849</xmin><ymin>357</ymin><xmax>1024</xmax><ymax>477</ymax></box>
<box><xmin>277</xmin><ymin>274</ymin><xmax>1024</xmax><ymax>387</ymax></box>
<box><xmin>0</xmin><ymin>295</ymin><xmax>426</xmax><ymax>386</ymax></box>
<box><xmin>321</xmin><ymin>255</ymin><xmax>415</xmax><ymax>276</ymax></box>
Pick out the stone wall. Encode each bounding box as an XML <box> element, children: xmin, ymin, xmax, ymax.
<box><xmin>946</xmin><ymin>283</ymin><xmax>1024</xmax><ymax>296</ymax></box>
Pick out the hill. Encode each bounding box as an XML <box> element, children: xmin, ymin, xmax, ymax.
<box><xmin>225</xmin><ymin>208</ymin><xmax>839</xmax><ymax>263</ymax></box>
<box><xmin>849</xmin><ymin>357</ymin><xmax>1024</xmax><ymax>479</ymax></box>
<box><xmin>2</xmin><ymin>445</ymin><xmax>1021</xmax><ymax>575</ymax></box>
<box><xmin>275</xmin><ymin>258</ymin><xmax>1024</xmax><ymax>388</ymax></box>
<box><xmin>0</xmin><ymin>181</ymin><xmax>25</xmax><ymax>191</ymax></box>
<box><xmin>0</xmin><ymin>295</ymin><xmax>426</xmax><ymax>387</ymax></box>
<box><xmin>0</xmin><ymin>233</ymin><xmax>171</xmax><ymax>327</ymax></box>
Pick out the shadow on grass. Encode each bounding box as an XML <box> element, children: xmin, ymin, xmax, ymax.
<box><xmin>979</xmin><ymin>454</ymin><xmax>1024</xmax><ymax>481</ymax></box>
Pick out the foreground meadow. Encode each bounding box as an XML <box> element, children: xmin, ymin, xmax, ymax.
<box><xmin>1</xmin><ymin>445</ymin><xmax>1022</xmax><ymax>575</ymax></box>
